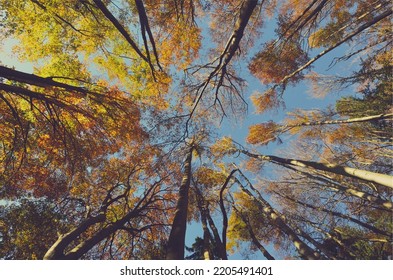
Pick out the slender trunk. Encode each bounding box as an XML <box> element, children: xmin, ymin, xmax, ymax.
<box><xmin>134</xmin><ymin>0</ymin><xmax>162</xmax><ymax>70</ymax></box>
<box><xmin>218</xmin><ymin>170</ymin><xmax>238</xmax><ymax>260</ymax></box>
<box><xmin>279</xmin><ymin>0</ymin><xmax>328</xmax><ymax>42</ymax></box>
<box><xmin>232</xmin><ymin>205</ymin><xmax>275</xmax><ymax>260</ymax></box>
<box><xmin>166</xmin><ymin>145</ymin><xmax>194</xmax><ymax>260</ymax></box>
<box><xmin>200</xmin><ymin>210</ymin><xmax>213</xmax><ymax>260</ymax></box>
<box><xmin>44</xmin><ymin>213</ymin><xmax>106</xmax><ymax>260</ymax></box>
<box><xmin>44</xmin><ymin>181</ymin><xmax>160</xmax><ymax>259</ymax></box>
<box><xmin>281</xmin><ymin>163</ymin><xmax>393</xmax><ymax>211</ymax></box>
<box><xmin>272</xmin><ymin>8</ymin><xmax>392</xmax><ymax>89</ymax></box>
<box><xmin>92</xmin><ymin>0</ymin><xmax>148</xmax><ymax>63</ymax></box>
<box><xmin>205</xmin><ymin>208</ymin><xmax>227</xmax><ymax>260</ymax></box>
<box><xmin>44</xmin><ymin>205</ymin><xmax>144</xmax><ymax>260</ymax></box>
<box><xmin>276</xmin><ymin>191</ymin><xmax>392</xmax><ymax>237</ymax></box>
<box><xmin>236</xmin><ymin>176</ymin><xmax>319</xmax><ymax>259</ymax></box>
<box><xmin>194</xmin><ymin>187</ymin><xmax>213</xmax><ymax>260</ymax></box>
<box><xmin>282</xmin><ymin>113</ymin><xmax>393</xmax><ymax>132</ymax></box>
<box><xmin>241</xmin><ymin>150</ymin><xmax>393</xmax><ymax>189</ymax></box>
<box><xmin>312</xmin><ymin>225</ymin><xmax>356</xmax><ymax>259</ymax></box>
<box><xmin>294</xmin><ymin>228</ymin><xmax>334</xmax><ymax>259</ymax></box>
<box><xmin>188</xmin><ymin>0</ymin><xmax>258</xmax><ymax>119</ymax></box>
<box><xmin>0</xmin><ymin>65</ymin><xmax>89</xmax><ymax>94</ymax></box>
<box><xmin>249</xmin><ymin>190</ymin><xmax>319</xmax><ymax>259</ymax></box>
<box><xmin>63</xmin><ymin>206</ymin><xmax>144</xmax><ymax>259</ymax></box>
<box><xmin>220</xmin><ymin>0</ymin><xmax>258</xmax><ymax>67</ymax></box>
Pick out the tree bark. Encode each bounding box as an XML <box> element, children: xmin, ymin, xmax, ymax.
<box><xmin>232</xmin><ymin>205</ymin><xmax>275</xmax><ymax>260</ymax></box>
<box><xmin>43</xmin><ymin>213</ymin><xmax>106</xmax><ymax>260</ymax></box>
<box><xmin>0</xmin><ymin>65</ymin><xmax>90</xmax><ymax>94</ymax></box>
<box><xmin>92</xmin><ymin>0</ymin><xmax>148</xmax><ymax>63</ymax></box>
<box><xmin>205</xmin><ymin>207</ymin><xmax>227</xmax><ymax>260</ymax></box>
<box><xmin>236</xmin><ymin>175</ymin><xmax>320</xmax><ymax>260</ymax></box>
<box><xmin>220</xmin><ymin>0</ymin><xmax>258</xmax><ymax>67</ymax></box>
<box><xmin>194</xmin><ymin>187</ymin><xmax>213</xmax><ymax>260</ymax></box>
<box><xmin>134</xmin><ymin>0</ymin><xmax>162</xmax><ymax>71</ymax></box>
<box><xmin>200</xmin><ymin>210</ymin><xmax>213</xmax><ymax>260</ymax></box>
<box><xmin>241</xmin><ymin>150</ymin><xmax>393</xmax><ymax>189</ymax></box>
<box><xmin>280</xmin><ymin>163</ymin><xmax>393</xmax><ymax>211</ymax></box>
<box><xmin>282</xmin><ymin>113</ymin><xmax>393</xmax><ymax>132</ymax></box>
<box><xmin>166</xmin><ymin>144</ymin><xmax>194</xmax><ymax>259</ymax></box>
<box><xmin>276</xmin><ymin>192</ymin><xmax>392</xmax><ymax>237</ymax></box>
<box><xmin>218</xmin><ymin>169</ymin><xmax>238</xmax><ymax>260</ymax></box>
<box><xmin>44</xmin><ymin>180</ymin><xmax>160</xmax><ymax>259</ymax></box>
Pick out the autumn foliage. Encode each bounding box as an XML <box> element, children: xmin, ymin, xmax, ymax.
<box><xmin>0</xmin><ymin>0</ymin><xmax>392</xmax><ymax>261</ymax></box>
<box><xmin>249</xmin><ymin>40</ymin><xmax>309</xmax><ymax>85</ymax></box>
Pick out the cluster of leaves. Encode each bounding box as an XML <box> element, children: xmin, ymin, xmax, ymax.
<box><xmin>0</xmin><ymin>78</ymin><xmax>145</xmax><ymax>199</ymax></box>
<box><xmin>0</xmin><ymin>199</ymin><xmax>67</xmax><ymax>259</ymax></box>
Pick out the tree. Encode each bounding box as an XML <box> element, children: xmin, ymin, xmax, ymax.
<box><xmin>0</xmin><ymin>199</ymin><xmax>67</xmax><ymax>259</ymax></box>
<box><xmin>0</xmin><ymin>0</ymin><xmax>391</xmax><ymax>260</ymax></box>
<box><xmin>230</xmin><ymin>203</ymin><xmax>275</xmax><ymax>260</ymax></box>
<box><xmin>166</xmin><ymin>143</ymin><xmax>194</xmax><ymax>260</ymax></box>
<box><xmin>247</xmin><ymin>112</ymin><xmax>393</xmax><ymax>146</ymax></box>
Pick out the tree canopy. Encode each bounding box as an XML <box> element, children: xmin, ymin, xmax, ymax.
<box><xmin>0</xmin><ymin>0</ymin><xmax>391</xmax><ymax>260</ymax></box>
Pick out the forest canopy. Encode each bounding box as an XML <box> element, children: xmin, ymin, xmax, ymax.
<box><xmin>0</xmin><ymin>0</ymin><xmax>392</xmax><ymax>260</ymax></box>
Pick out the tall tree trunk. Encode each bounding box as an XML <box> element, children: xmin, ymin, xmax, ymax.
<box><xmin>311</xmin><ymin>225</ymin><xmax>356</xmax><ymax>259</ymax></box>
<box><xmin>235</xmin><ymin>174</ymin><xmax>320</xmax><ymax>260</ymax></box>
<box><xmin>44</xmin><ymin>213</ymin><xmax>106</xmax><ymax>260</ymax></box>
<box><xmin>194</xmin><ymin>186</ymin><xmax>213</xmax><ymax>260</ymax></box>
<box><xmin>218</xmin><ymin>170</ymin><xmax>238</xmax><ymax>260</ymax></box>
<box><xmin>281</xmin><ymin>113</ymin><xmax>393</xmax><ymax>132</ymax></box>
<box><xmin>200</xmin><ymin>210</ymin><xmax>213</xmax><ymax>260</ymax></box>
<box><xmin>275</xmin><ymin>191</ymin><xmax>392</xmax><ymax>237</ymax></box>
<box><xmin>188</xmin><ymin>0</ymin><xmax>258</xmax><ymax>120</ymax></box>
<box><xmin>92</xmin><ymin>0</ymin><xmax>148</xmax><ymax>63</ymax></box>
<box><xmin>219</xmin><ymin>0</ymin><xmax>258</xmax><ymax>67</ymax></box>
<box><xmin>166</xmin><ymin>145</ymin><xmax>194</xmax><ymax>260</ymax></box>
<box><xmin>241</xmin><ymin>150</ymin><xmax>393</xmax><ymax>189</ymax></box>
<box><xmin>232</xmin><ymin>205</ymin><xmax>275</xmax><ymax>260</ymax></box>
<box><xmin>281</xmin><ymin>163</ymin><xmax>393</xmax><ymax>211</ymax></box>
<box><xmin>294</xmin><ymin>227</ymin><xmax>334</xmax><ymax>260</ymax></box>
<box><xmin>44</xmin><ymin>181</ymin><xmax>159</xmax><ymax>259</ymax></box>
<box><xmin>205</xmin><ymin>207</ymin><xmax>227</xmax><ymax>260</ymax></box>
